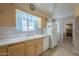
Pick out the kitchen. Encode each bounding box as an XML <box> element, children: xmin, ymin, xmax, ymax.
<box><xmin>0</xmin><ymin>3</ymin><xmax>58</xmax><ymax>56</ymax></box>
<box><xmin>1</xmin><ymin>3</ymin><xmax>79</xmax><ymax>56</ymax></box>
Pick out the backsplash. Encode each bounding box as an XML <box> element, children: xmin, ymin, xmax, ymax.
<box><xmin>0</xmin><ymin>26</ymin><xmax>16</xmax><ymax>35</ymax></box>
<box><xmin>0</xmin><ymin>26</ymin><xmax>43</xmax><ymax>39</ymax></box>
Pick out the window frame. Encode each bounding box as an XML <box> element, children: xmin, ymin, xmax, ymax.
<box><xmin>16</xmin><ymin>9</ymin><xmax>40</xmax><ymax>32</ymax></box>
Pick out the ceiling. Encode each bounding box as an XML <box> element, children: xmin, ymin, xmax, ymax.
<box><xmin>14</xmin><ymin>3</ymin><xmax>79</xmax><ymax>19</ymax></box>
<box><xmin>34</xmin><ymin>3</ymin><xmax>77</xmax><ymax>19</ymax></box>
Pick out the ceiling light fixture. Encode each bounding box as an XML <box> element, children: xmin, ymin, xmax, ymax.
<box><xmin>29</xmin><ymin>4</ymin><xmax>36</xmax><ymax>11</ymax></box>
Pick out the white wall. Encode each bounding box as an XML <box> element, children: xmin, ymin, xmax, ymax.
<box><xmin>56</xmin><ymin>16</ymin><xmax>74</xmax><ymax>42</ymax></box>
<box><xmin>72</xmin><ymin>6</ymin><xmax>79</xmax><ymax>53</ymax></box>
<box><xmin>73</xmin><ymin>16</ymin><xmax>79</xmax><ymax>52</ymax></box>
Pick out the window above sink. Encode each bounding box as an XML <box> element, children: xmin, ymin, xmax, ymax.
<box><xmin>16</xmin><ymin>9</ymin><xmax>42</xmax><ymax>32</ymax></box>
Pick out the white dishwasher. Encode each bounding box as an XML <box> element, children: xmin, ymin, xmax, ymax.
<box><xmin>43</xmin><ymin>36</ymin><xmax>49</xmax><ymax>51</ymax></box>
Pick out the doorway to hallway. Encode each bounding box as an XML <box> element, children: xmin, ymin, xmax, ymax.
<box><xmin>64</xmin><ymin>24</ymin><xmax>73</xmax><ymax>43</ymax></box>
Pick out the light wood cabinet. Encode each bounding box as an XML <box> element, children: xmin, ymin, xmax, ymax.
<box><xmin>36</xmin><ymin>39</ymin><xmax>43</xmax><ymax>55</ymax></box>
<box><xmin>0</xmin><ymin>4</ymin><xmax>16</xmax><ymax>26</ymax></box>
<box><xmin>25</xmin><ymin>38</ymin><xmax>43</xmax><ymax>56</ymax></box>
<box><xmin>26</xmin><ymin>46</ymin><xmax>36</xmax><ymax>56</ymax></box>
<box><xmin>8</xmin><ymin>42</ymin><xmax>25</xmax><ymax>56</ymax></box>
<box><xmin>0</xmin><ymin>38</ymin><xmax>43</xmax><ymax>56</ymax></box>
<box><xmin>25</xmin><ymin>40</ymin><xmax>36</xmax><ymax>56</ymax></box>
<box><xmin>0</xmin><ymin>46</ymin><xmax>8</xmax><ymax>56</ymax></box>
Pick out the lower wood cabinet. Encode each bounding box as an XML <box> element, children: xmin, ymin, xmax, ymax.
<box><xmin>8</xmin><ymin>42</ymin><xmax>25</xmax><ymax>56</ymax></box>
<box><xmin>36</xmin><ymin>39</ymin><xmax>43</xmax><ymax>55</ymax></box>
<box><xmin>25</xmin><ymin>38</ymin><xmax>43</xmax><ymax>56</ymax></box>
<box><xmin>26</xmin><ymin>46</ymin><xmax>36</xmax><ymax>56</ymax></box>
<box><xmin>25</xmin><ymin>40</ymin><xmax>36</xmax><ymax>56</ymax></box>
<box><xmin>0</xmin><ymin>38</ymin><xmax>43</xmax><ymax>56</ymax></box>
<box><xmin>0</xmin><ymin>46</ymin><xmax>8</xmax><ymax>56</ymax></box>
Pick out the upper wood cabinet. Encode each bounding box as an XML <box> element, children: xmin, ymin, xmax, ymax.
<box><xmin>0</xmin><ymin>4</ymin><xmax>16</xmax><ymax>26</ymax></box>
<box><xmin>0</xmin><ymin>46</ymin><xmax>8</xmax><ymax>56</ymax></box>
<box><xmin>8</xmin><ymin>42</ymin><xmax>25</xmax><ymax>56</ymax></box>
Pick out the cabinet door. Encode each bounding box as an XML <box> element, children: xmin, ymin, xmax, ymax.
<box><xmin>8</xmin><ymin>42</ymin><xmax>25</xmax><ymax>56</ymax></box>
<box><xmin>0</xmin><ymin>4</ymin><xmax>16</xmax><ymax>26</ymax></box>
<box><xmin>0</xmin><ymin>46</ymin><xmax>8</xmax><ymax>56</ymax></box>
<box><xmin>36</xmin><ymin>39</ymin><xmax>43</xmax><ymax>55</ymax></box>
<box><xmin>27</xmin><ymin>46</ymin><xmax>36</xmax><ymax>56</ymax></box>
<box><xmin>25</xmin><ymin>41</ymin><xmax>36</xmax><ymax>56</ymax></box>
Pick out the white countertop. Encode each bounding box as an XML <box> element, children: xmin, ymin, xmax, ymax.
<box><xmin>0</xmin><ymin>34</ymin><xmax>49</xmax><ymax>47</ymax></box>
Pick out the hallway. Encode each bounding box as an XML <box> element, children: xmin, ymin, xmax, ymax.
<box><xmin>52</xmin><ymin>37</ymin><xmax>78</xmax><ymax>56</ymax></box>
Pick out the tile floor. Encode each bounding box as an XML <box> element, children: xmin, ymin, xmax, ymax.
<box><xmin>41</xmin><ymin>37</ymin><xmax>79</xmax><ymax>56</ymax></box>
<box><xmin>53</xmin><ymin>37</ymin><xmax>79</xmax><ymax>56</ymax></box>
